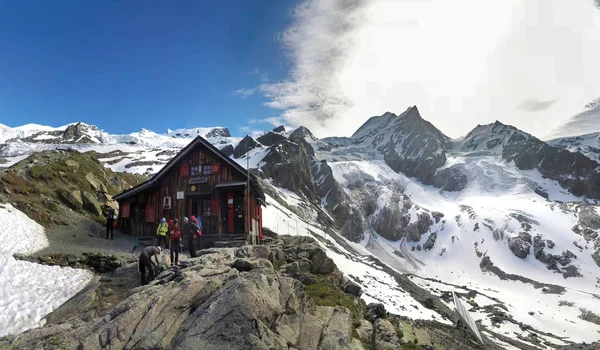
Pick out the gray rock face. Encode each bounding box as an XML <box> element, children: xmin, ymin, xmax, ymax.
<box><xmin>423</xmin><ymin>232</ymin><xmax>437</xmax><ymax>251</ymax></box>
<box><xmin>272</xmin><ymin>125</ymin><xmax>286</xmax><ymax>133</ymax></box>
<box><xmin>81</xmin><ymin>191</ymin><xmax>102</xmax><ymax>217</ymax></box>
<box><xmin>366</xmin><ymin>303</ymin><xmax>387</xmax><ymax>321</ymax></box>
<box><xmin>373</xmin><ymin>318</ymin><xmax>401</xmax><ymax>350</ymax></box>
<box><xmin>219</xmin><ymin>144</ymin><xmax>234</xmax><ymax>157</ymax></box>
<box><xmin>508</xmin><ymin>233</ymin><xmax>531</xmax><ymax>259</ymax></box>
<box><xmin>499</xmin><ymin>124</ymin><xmax>600</xmax><ymax>199</ymax></box>
<box><xmin>289</xmin><ymin>126</ymin><xmax>317</xmax><ymax>143</ymax></box>
<box><xmin>233</xmin><ymin>135</ymin><xmax>260</xmax><ymax>158</ymax></box>
<box><xmin>406</xmin><ymin>212</ymin><xmax>433</xmax><ymax>242</ymax></box>
<box><xmin>61</xmin><ymin>122</ymin><xmax>100</xmax><ymax>143</ymax></box>
<box><xmin>433</xmin><ymin>164</ymin><xmax>468</xmax><ymax>192</ymax></box>
<box><xmin>592</xmin><ymin>249</ymin><xmax>600</xmax><ymax>267</ymax></box>
<box><xmin>57</xmin><ymin>188</ymin><xmax>83</xmax><ymax>211</ymax></box>
<box><xmin>354</xmin><ymin>107</ymin><xmax>450</xmax><ymax>186</ymax></box>
<box><xmin>260</xmin><ymin>139</ymin><xmax>318</xmax><ymax>204</ymax></box>
<box><xmin>205</xmin><ymin>127</ymin><xmax>231</xmax><ymax>138</ymax></box>
<box><xmin>257</xmin><ymin>131</ymin><xmax>286</xmax><ymax>147</ymax></box>
<box><xmin>3</xmin><ymin>237</ymin><xmax>370</xmax><ymax>350</ymax></box>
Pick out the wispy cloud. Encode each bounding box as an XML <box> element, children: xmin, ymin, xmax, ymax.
<box><xmin>234</xmin><ymin>88</ymin><xmax>258</xmax><ymax>99</ymax></box>
<box><xmin>519</xmin><ymin>99</ymin><xmax>557</xmax><ymax>112</ymax></box>
<box><xmin>258</xmin><ymin>0</ymin><xmax>600</xmax><ymax>139</ymax></box>
<box><xmin>248</xmin><ymin>67</ymin><xmax>270</xmax><ymax>83</ymax></box>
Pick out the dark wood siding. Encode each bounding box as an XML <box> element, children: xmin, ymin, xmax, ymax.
<box><xmin>117</xmin><ymin>141</ymin><xmax>261</xmax><ymax>239</ymax></box>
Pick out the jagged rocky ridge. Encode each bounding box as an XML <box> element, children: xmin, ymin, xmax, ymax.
<box><xmin>0</xmin><ymin>236</ymin><xmax>495</xmax><ymax>350</ymax></box>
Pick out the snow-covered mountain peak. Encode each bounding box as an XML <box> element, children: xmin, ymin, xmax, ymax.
<box><xmin>289</xmin><ymin>126</ymin><xmax>317</xmax><ymax>143</ymax></box>
<box><xmin>548</xmin><ymin>131</ymin><xmax>600</xmax><ymax>163</ymax></box>
<box><xmin>456</xmin><ymin>120</ymin><xmax>532</xmax><ymax>154</ymax></box>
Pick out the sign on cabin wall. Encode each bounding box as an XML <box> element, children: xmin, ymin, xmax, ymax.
<box><xmin>145</xmin><ymin>205</ymin><xmax>156</xmax><ymax>223</ymax></box>
<box><xmin>189</xmin><ymin>177</ymin><xmax>208</xmax><ymax>184</ymax></box>
<box><xmin>180</xmin><ymin>166</ymin><xmax>189</xmax><ymax>177</ymax></box>
<box><xmin>177</xmin><ymin>191</ymin><xmax>184</xmax><ymax>199</ymax></box>
<box><xmin>121</xmin><ymin>203</ymin><xmax>130</xmax><ymax>218</ymax></box>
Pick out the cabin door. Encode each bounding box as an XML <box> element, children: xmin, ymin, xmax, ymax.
<box><xmin>188</xmin><ymin>196</ymin><xmax>216</xmax><ymax>234</ymax></box>
<box><xmin>233</xmin><ymin>194</ymin><xmax>244</xmax><ymax>233</ymax></box>
<box><xmin>221</xmin><ymin>192</ymin><xmax>245</xmax><ymax>233</ymax></box>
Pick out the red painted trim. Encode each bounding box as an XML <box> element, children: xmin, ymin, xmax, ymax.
<box><xmin>227</xmin><ymin>192</ymin><xmax>234</xmax><ymax>233</ymax></box>
<box><xmin>258</xmin><ymin>206</ymin><xmax>263</xmax><ymax>240</ymax></box>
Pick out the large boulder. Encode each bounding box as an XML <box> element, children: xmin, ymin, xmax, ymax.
<box><xmin>57</xmin><ymin>188</ymin><xmax>83</xmax><ymax>211</ymax></box>
<box><xmin>373</xmin><ymin>318</ymin><xmax>401</xmax><ymax>350</ymax></box>
<box><xmin>423</xmin><ymin>232</ymin><xmax>437</xmax><ymax>251</ymax></box>
<box><xmin>592</xmin><ymin>249</ymin><xmax>600</xmax><ymax>268</ymax></box>
<box><xmin>81</xmin><ymin>191</ymin><xmax>102</xmax><ymax>217</ymax></box>
<box><xmin>85</xmin><ymin>172</ymin><xmax>108</xmax><ymax>194</ymax></box>
<box><xmin>508</xmin><ymin>233</ymin><xmax>532</xmax><ymax>259</ymax></box>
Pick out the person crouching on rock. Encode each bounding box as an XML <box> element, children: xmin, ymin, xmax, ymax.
<box><xmin>183</xmin><ymin>216</ymin><xmax>200</xmax><ymax>258</ymax></box>
<box><xmin>169</xmin><ymin>219</ymin><xmax>181</xmax><ymax>265</ymax></box>
<box><xmin>139</xmin><ymin>245</ymin><xmax>162</xmax><ymax>285</ymax></box>
<box><xmin>156</xmin><ymin>217</ymin><xmax>169</xmax><ymax>249</ymax></box>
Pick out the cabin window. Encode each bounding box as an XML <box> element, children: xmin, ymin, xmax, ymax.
<box><xmin>190</xmin><ymin>166</ymin><xmax>200</xmax><ymax>176</ymax></box>
<box><xmin>203</xmin><ymin>199</ymin><xmax>211</xmax><ymax>216</ymax></box>
<box><xmin>203</xmin><ymin>165</ymin><xmax>212</xmax><ymax>175</ymax></box>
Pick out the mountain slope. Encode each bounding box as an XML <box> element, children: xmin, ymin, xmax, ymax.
<box><xmin>548</xmin><ymin>132</ymin><xmax>600</xmax><ymax>163</ymax></box>
<box><xmin>3</xmin><ymin>109</ymin><xmax>600</xmax><ymax>348</ymax></box>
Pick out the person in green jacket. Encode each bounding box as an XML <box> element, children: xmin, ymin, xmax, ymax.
<box><xmin>156</xmin><ymin>217</ymin><xmax>169</xmax><ymax>249</ymax></box>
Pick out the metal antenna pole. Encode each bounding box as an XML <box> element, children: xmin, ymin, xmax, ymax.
<box><xmin>246</xmin><ymin>135</ymin><xmax>251</xmax><ymax>244</ymax></box>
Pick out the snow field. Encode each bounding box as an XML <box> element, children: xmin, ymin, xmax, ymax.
<box><xmin>0</xmin><ymin>204</ymin><xmax>92</xmax><ymax>337</ymax></box>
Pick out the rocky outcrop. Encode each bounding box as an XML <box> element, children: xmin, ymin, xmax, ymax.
<box><xmin>260</xmin><ymin>138</ymin><xmax>318</xmax><ymax>204</ymax></box>
<box><xmin>257</xmin><ymin>131</ymin><xmax>286</xmax><ymax>147</ymax></box>
<box><xmin>433</xmin><ymin>164</ymin><xmax>468</xmax><ymax>192</ymax></box>
<box><xmin>81</xmin><ymin>191</ymin><xmax>102</xmax><ymax>217</ymax></box>
<box><xmin>15</xmin><ymin>252</ymin><xmax>123</xmax><ymax>273</ymax></box>
<box><xmin>205</xmin><ymin>127</ymin><xmax>231</xmax><ymax>138</ymax></box>
<box><xmin>499</xmin><ymin>124</ymin><xmax>600</xmax><ymax>199</ymax></box>
<box><xmin>273</xmin><ymin>125</ymin><xmax>286</xmax><ymax>133</ymax></box>
<box><xmin>423</xmin><ymin>232</ymin><xmax>437</xmax><ymax>251</ymax></box>
<box><xmin>1</xmin><ymin>236</ymin><xmax>373</xmax><ymax>350</ymax></box>
<box><xmin>219</xmin><ymin>144</ymin><xmax>234</xmax><ymax>157</ymax></box>
<box><xmin>508</xmin><ymin>233</ymin><xmax>532</xmax><ymax>259</ymax></box>
<box><xmin>57</xmin><ymin>188</ymin><xmax>83</xmax><ymax>211</ymax></box>
<box><xmin>373</xmin><ymin>318</ymin><xmax>401</xmax><ymax>350</ymax></box>
<box><xmin>289</xmin><ymin>126</ymin><xmax>317</xmax><ymax>143</ymax></box>
<box><xmin>353</xmin><ymin>107</ymin><xmax>450</xmax><ymax>186</ymax></box>
<box><xmin>592</xmin><ymin>249</ymin><xmax>600</xmax><ymax>267</ymax></box>
<box><xmin>233</xmin><ymin>135</ymin><xmax>260</xmax><ymax>158</ymax></box>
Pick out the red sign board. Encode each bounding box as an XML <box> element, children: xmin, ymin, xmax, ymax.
<box><xmin>180</xmin><ymin>166</ymin><xmax>189</xmax><ymax>177</ymax></box>
<box><xmin>145</xmin><ymin>205</ymin><xmax>156</xmax><ymax>223</ymax></box>
<box><xmin>211</xmin><ymin>163</ymin><xmax>220</xmax><ymax>174</ymax></box>
<box><xmin>121</xmin><ymin>203</ymin><xmax>130</xmax><ymax>218</ymax></box>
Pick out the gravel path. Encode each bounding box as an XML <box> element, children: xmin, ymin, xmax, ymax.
<box><xmin>35</xmin><ymin>219</ymin><xmax>140</xmax><ymax>261</ymax></box>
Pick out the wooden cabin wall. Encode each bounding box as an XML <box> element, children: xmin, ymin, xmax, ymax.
<box><xmin>118</xmin><ymin>141</ymin><xmax>263</xmax><ymax>238</ymax></box>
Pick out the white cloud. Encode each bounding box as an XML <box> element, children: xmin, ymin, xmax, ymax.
<box><xmin>261</xmin><ymin>0</ymin><xmax>600</xmax><ymax>139</ymax></box>
<box><xmin>234</xmin><ymin>88</ymin><xmax>258</xmax><ymax>99</ymax></box>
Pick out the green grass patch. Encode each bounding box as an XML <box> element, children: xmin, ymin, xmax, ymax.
<box><xmin>305</xmin><ymin>275</ymin><xmax>359</xmax><ymax>319</ymax></box>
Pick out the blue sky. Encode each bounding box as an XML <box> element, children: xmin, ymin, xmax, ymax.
<box><xmin>0</xmin><ymin>0</ymin><xmax>298</xmax><ymax>136</ymax></box>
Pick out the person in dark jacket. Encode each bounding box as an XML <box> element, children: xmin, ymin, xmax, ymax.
<box><xmin>138</xmin><ymin>245</ymin><xmax>162</xmax><ymax>285</ymax></box>
<box><xmin>183</xmin><ymin>216</ymin><xmax>200</xmax><ymax>258</ymax></box>
<box><xmin>104</xmin><ymin>206</ymin><xmax>116</xmax><ymax>240</ymax></box>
